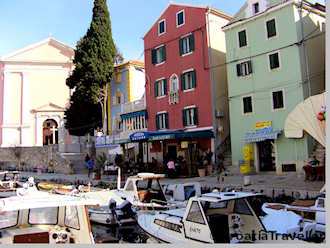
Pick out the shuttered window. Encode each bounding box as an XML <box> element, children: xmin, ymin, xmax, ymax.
<box><xmin>156</xmin><ymin>113</ymin><xmax>168</xmax><ymax>130</ymax></box>
<box><xmin>269</xmin><ymin>52</ymin><xmax>280</xmax><ymax>69</ymax></box>
<box><xmin>243</xmin><ymin>96</ymin><xmax>253</xmax><ymax>114</ymax></box>
<box><xmin>266</xmin><ymin>19</ymin><xmax>277</xmax><ymax>38</ymax></box>
<box><xmin>151</xmin><ymin>45</ymin><xmax>166</xmax><ymax>65</ymax></box>
<box><xmin>238</xmin><ymin>30</ymin><xmax>247</xmax><ymax>47</ymax></box>
<box><xmin>236</xmin><ymin>61</ymin><xmax>252</xmax><ymax>77</ymax></box>
<box><xmin>179</xmin><ymin>34</ymin><xmax>195</xmax><ymax>55</ymax></box>
<box><xmin>183</xmin><ymin>107</ymin><xmax>198</xmax><ymax>127</ymax></box>
<box><xmin>154</xmin><ymin>79</ymin><xmax>167</xmax><ymax>97</ymax></box>
<box><xmin>272</xmin><ymin>90</ymin><xmax>284</xmax><ymax>110</ymax></box>
<box><xmin>181</xmin><ymin>70</ymin><xmax>196</xmax><ymax>90</ymax></box>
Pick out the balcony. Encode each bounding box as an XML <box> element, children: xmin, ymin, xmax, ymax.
<box><xmin>169</xmin><ymin>91</ymin><xmax>179</xmax><ymax>105</ymax></box>
<box><xmin>121</xmin><ymin>99</ymin><xmax>145</xmax><ymax>114</ymax></box>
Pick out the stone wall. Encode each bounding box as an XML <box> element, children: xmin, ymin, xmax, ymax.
<box><xmin>0</xmin><ymin>146</ymin><xmax>72</xmax><ymax>174</ymax></box>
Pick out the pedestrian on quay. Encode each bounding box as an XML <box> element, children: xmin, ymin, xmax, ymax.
<box><xmin>167</xmin><ymin>158</ymin><xmax>176</xmax><ymax>178</ymax></box>
<box><xmin>87</xmin><ymin>158</ymin><xmax>95</xmax><ymax>178</ymax></box>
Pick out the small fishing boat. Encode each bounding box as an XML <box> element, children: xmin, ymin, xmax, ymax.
<box><xmin>137</xmin><ymin>191</ymin><xmax>307</xmax><ymax>244</ymax></box>
<box><xmin>0</xmin><ymin>186</ymin><xmax>102</xmax><ymax>244</ymax></box>
<box><xmin>262</xmin><ymin>189</ymin><xmax>325</xmax><ymax>235</ymax></box>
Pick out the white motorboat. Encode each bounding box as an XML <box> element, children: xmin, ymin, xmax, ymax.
<box><xmin>0</xmin><ymin>171</ymin><xmax>22</xmax><ymax>198</ymax></box>
<box><xmin>262</xmin><ymin>189</ymin><xmax>325</xmax><ymax>235</ymax></box>
<box><xmin>137</xmin><ymin>191</ymin><xmax>307</xmax><ymax>244</ymax></box>
<box><xmin>0</xmin><ymin>187</ymin><xmax>102</xmax><ymax>244</ymax></box>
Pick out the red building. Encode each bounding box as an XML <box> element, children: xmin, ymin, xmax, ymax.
<box><xmin>143</xmin><ymin>3</ymin><xmax>231</xmax><ymax>175</ymax></box>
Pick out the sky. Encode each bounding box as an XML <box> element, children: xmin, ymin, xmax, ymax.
<box><xmin>0</xmin><ymin>0</ymin><xmax>325</xmax><ymax>61</ymax></box>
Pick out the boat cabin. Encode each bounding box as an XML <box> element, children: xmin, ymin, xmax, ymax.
<box><xmin>119</xmin><ymin>173</ymin><xmax>167</xmax><ymax>208</ymax></box>
<box><xmin>0</xmin><ymin>191</ymin><xmax>101</xmax><ymax>244</ymax></box>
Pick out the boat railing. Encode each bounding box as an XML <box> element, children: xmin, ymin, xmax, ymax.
<box><xmin>150</xmin><ymin>199</ymin><xmax>169</xmax><ymax>214</ymax></box>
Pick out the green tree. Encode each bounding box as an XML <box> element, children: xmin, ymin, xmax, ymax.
<box><xmin>65</xmin><ymin>0</ymin><xmax>116</xmax><ymax>136</ymax></box>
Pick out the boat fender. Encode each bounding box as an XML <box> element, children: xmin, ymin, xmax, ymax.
<box><xmin>106</xmin><ymin>218</ymin><xmax>111</xmax><ymax>224</ymax></box>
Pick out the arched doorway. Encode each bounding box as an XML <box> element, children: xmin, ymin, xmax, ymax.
<box><xmin>170</xmin><ymin>74</ymin><xmax>179</xmax><ymax>92</ymax></box>
<box><xmin>43</xmin><ymin>119</ymin><xmax>58</xmax><ymax>145</ymax></box>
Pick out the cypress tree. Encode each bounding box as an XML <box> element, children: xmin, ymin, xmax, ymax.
<box><xmin>65</xmin><ymin>0</ymin><xmax>116</xmax><ymax>136</ymax></box>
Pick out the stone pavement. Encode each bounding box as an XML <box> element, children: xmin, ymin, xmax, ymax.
<box><xmin>17</xmin><ymin>170</ymin><xmax>324</xmax><ymax>199</ymax></box>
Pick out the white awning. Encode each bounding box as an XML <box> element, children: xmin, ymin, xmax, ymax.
<box><xmin>284</xmin><ymin>92</ymin><xmax>326</xmax><ymax>147</ymax></box>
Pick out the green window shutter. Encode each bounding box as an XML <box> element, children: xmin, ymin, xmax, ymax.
<box><xmin>165</xmin><ymin>113</ymin><xmax>169</xmax><ymax>129</ymax></box>
<box><xmin>163</xmin><ymin>79</ymin><xmax>167</xmax><ymax>95</ymax></box>
<box><xmin>189</xmin><ymin>34</ymin><xmax>195</xmax><ymax>51</ymax></box>
<box><xmin>194</xmin><ymin>108</ymin><xmax>199</xmax><ymax>125</ymax></box>
<box><xmin>156</xmin><ymin>115</ymin><xmax>160</xmax><ymax>130</ymax></box>
<box><xmin>248</xmin><ymin>61</ymin><xmax>253</xmax><ymax>74</ymax></box>
<box><xmin>192</xmin><ymin>70</ymin><xmax>196</xmax><ymax>88</ymax></box>
<box><xmin>154</xmin><ymin>81</ymin><xmax>158</xmax><ymax>97</ymax></box>
<box><xmin>182</xmin><ymin>109</ymin><xmax>187</xmax><ymax>126</ymax></box>
<box><xmin>161</xmin><ymin>46</ymin><xmax>166</xmax><ymax>62</ymax></box>
<box><xmin>151</xmin><ymin>49</ymin><xmax>156</xmax><ymax>64</ymax></box>
<box><xmin>179</xmin><ymin>38</ymin><xmax>183</xmax><ymax>56</ymax></box>
<box><xmin>236</xmin><ymin>64</ymin><xmax>242</xmax><ymax>76</ymax></box>
<box><xmin>181</xmin><ymin>73</ymin><xmax>185</xmax><ymax>91</ymax></box>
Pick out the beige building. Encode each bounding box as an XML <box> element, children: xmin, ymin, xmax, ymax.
<box><xmin>0</xmin><ymin>37</ymin><xmax>74</xmax><ymax>147</ymax></box>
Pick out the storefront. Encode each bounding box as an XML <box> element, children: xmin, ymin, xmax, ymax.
<box><xmin>243</xmin><ymin>122</ymin><xmax>282</xmax><ymax>173</ymax></box>
<box><xmin>129</xmin><ymin>129</ymin><xmax>214</xmax><ymax>176</ymax></box>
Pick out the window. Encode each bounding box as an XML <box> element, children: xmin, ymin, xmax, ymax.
<box><xmin>170</xmin><ymin>75</ymin><xmax>179</xmax><ymax>92</ymax></box>
<box><xmin>177</xmin><ymin>10</ymin><xmax>185</xmax><ymax>27</ymax></box>
<box><xmin>253</xmin><ymin>2</ymin><xmax>260</xmax><ymax>14</ymax></box>
<box><xmin>154</xmin><ymin>219</ymin><xmax>181</xmax><ymax>233</ymax></box>
<box><xmin>115</xmin><ymin>72</ymin><xmax>121</xmax><ymax>83</ymax></box>
<box><xmin>269</xmin><ymin>52</ymin><xmax>280</xmax><ymax>69</ymax></box>
<box><xmin>186</xmin><ymin>201</ymin><xmax>205</xmax><ymax>224</ymax></box>
<box><xmin>156</xmin><ymin>112</ymin><xmax>168</xmax><ymax>130</ymax></box>
<box><xmin>238</xmin><ymin>30</ymin><xmax>247</xmax><ymax>47</ymax></box>
<box><xmin>179</xmin><ymin>34</ymin><xmax>194</xmax><ymax>55</ymax></box>
<box><xmin>266</xmin><ymin>19</ymin><xmax>277</xmax><ymax>38</ymax></box>
<box><xmin>158</xmin><ymin>20</ymin><xmax>166</xmax><ymax>35</ymax></box>
<box><xmin>181</xmin><ymin>70</ymin><xmax>196</xmax><ymax>90</ymax></box>
<box><xmin>152</xmin><ymin>45</ymin><xmax>166</xmax><ymax>65</ymax></box>
<box><xmin>154</xmin><ymin>78</ymin><xmax>167</xmax><ymax>97</ymax></box>
<box><xmin>0</xmin><ymin>211</ymin><xmax>18</xmax><ymax>229</ymax></box>
<box><xmin>236</xmin><ymin>61</ymin><xmax>252</xmax><ymax>77</ymax></box>
<box><xmin>272</xmin><ymin>90</ymin><xmax>284</xmax><ymax>110</ymax></box>
<box><xmin>29</xmin><ymin>207</ymin><xmax>58</xmax><ymax>225</ymax></box>
<box><xmin>183</xmin><ymin>107</ymin><xmax>198</xmax><ymax>127</ymax></box>
<box><xmin>234</xmin><ymin>199</ymin><xmax>253</xmax><ymax>215</ymax></box>
<box><xmin>65</xmin><ymin>206</ymin><xmax>80</xmax><ymax>230</ymax></box>
<box><xmin>242</xmin><ymin>96</ymin><xmax>253</xmax><ymax>114</ymax></box>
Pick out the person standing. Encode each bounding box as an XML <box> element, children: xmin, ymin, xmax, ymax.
<box><xmin>87</xmin><ymin>158</ymin><xmax>95</xmax><ymax>178</ymax></box>
<box><xmin>167</xmin><ymin>158</ymin><xmax>176</xmax><ymax>178</ymax></box>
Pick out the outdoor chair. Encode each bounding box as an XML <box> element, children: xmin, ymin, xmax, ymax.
<box><xmin>303</xmin><ymin>165</ymin><xmax>313</xmax><ymax>181</ymax></box>
<box><xmin>316</xmin><ymin>166</ymin><xmax>325</xmax><ymax>181</ymax></box>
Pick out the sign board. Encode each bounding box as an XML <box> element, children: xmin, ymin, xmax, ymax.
<box><xmin>243</xmin><ymin>144</ymin><xmax>254</xmax><ymax>161</ymax></box>
<box><xmin>255</xmin><ymin>121</ymin><xmax>272</xmax><ymax>130</ymax></box>
<box><xmin>150</xmin><ymin>134</ymin><xmax>175</xmax><ymax>141</ymax></box>
<box><xmin>130</xmin><ymin>132</ymin><xmax>149</xmax><ymax>141</ymax></box>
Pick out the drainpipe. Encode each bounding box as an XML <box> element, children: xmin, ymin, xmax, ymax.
<box><xmin>298</xmin><ymin>0</ymin><xmax>312</xmax><ymax>98</ymax></box>
<box><xmin>206</xmin><ymin>8</ymin><xmax>219</xmax><ymax>163</ymax></box>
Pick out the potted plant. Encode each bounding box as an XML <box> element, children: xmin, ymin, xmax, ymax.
<box><xmin>95</xmin><ymin>153</ymin><xmax>107</xmax><ymax>180</ymax></box>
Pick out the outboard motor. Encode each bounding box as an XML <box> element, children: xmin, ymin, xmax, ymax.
<box><xmin>108</xmin><ymin>199</ymin><xmax>118</xmax><ymax>225</ymax></box>
<box><xmin>117</xmin><ymin>200</ymin><xmax>135</xmax><ymax>219</ymax></box>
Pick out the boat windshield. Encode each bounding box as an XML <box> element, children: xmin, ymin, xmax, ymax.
<box><xmin>28</xmin><ymin>207</ymin><xmax>58</xmax><ymax>225</ymax></box>
<box><xmin>136</xmin><ymin>179</ymin><xmax>166</xmax><ymax>204</ymax></box>
<box><xmin>0</xmin><ymin>211</ymin><xmax>19</xmax><ymax>229</ymax></box>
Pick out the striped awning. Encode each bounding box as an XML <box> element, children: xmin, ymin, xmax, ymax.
<box><xmin>244</xmin><ymin>129</ymin><xmax>282</xmax><ymax>143</ymax></box>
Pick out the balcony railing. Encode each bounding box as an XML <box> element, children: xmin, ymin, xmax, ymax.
<box><xmin>122</xmin><ymin>99</ymin><xmax>145</xmax><ymax>114</ymax></box>
<box><xmin>169</xmin><ymin>91</ymin><xmax>179</xmax><ymax>104</ymax></box>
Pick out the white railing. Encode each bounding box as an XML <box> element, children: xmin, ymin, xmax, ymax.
<box><xmin>95</xmin><ymin>135</ymin><xmax>120</xmax><ymax>146</ymax></box>
<box><xmin>169</xmin><ymin>91</ymin><xmax>179</xmax><ymax>104</ymax></box>
<box><xmin>122</xmin><ymin>99</ymin><xmax>145</xmax><ymax>114</ymax></box>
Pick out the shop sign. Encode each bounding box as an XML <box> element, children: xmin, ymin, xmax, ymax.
<box><xmin>130</xmin><ymin>132</ymin><xmax>149</xmax><ymax>141</ymax></box>
<box><xmin>150</xmin><ymin>134</ymin><xmax>175</xmax><ymax>141</ymax></box>
<box><xmin>255</xmin><ymin>121</ymin><xmax>272</xmax><ymax>130</ymax></box>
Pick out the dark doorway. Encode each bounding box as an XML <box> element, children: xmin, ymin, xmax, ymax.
<box><xmin>43</xmin><ymin>119</ymin><xmax>58</xmax><ymax>146</ymax></box>
<box><xmin>257</xmin><ymin>140</ymin><xmax>276</xmax><ymax>171</ymax></box>
<box><xmin>167</xmin><ymin>145</ymin><xmax>177</xmax><ymax>160</ymax></box>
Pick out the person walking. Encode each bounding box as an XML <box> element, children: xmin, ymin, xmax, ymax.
<box><xmin>87</xmin><ymin>158</ymin><xmax>95</xmax><ymax>179</ymax></box>
<box><xmin>167</xmin><ymin>158</ymin><xmax>176</xmax><ymax>178</ymax></box>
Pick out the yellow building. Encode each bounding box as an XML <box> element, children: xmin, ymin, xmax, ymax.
<box><xmin>0</xmin><ymin>37</ymin><xmax>74</xmax><ymax>147</ymax></box>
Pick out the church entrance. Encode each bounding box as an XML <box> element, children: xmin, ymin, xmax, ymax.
<box><xmin>43</xmin><ymin>119</ymin><xmax>58</xmax><ymax>145</ymax></box>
